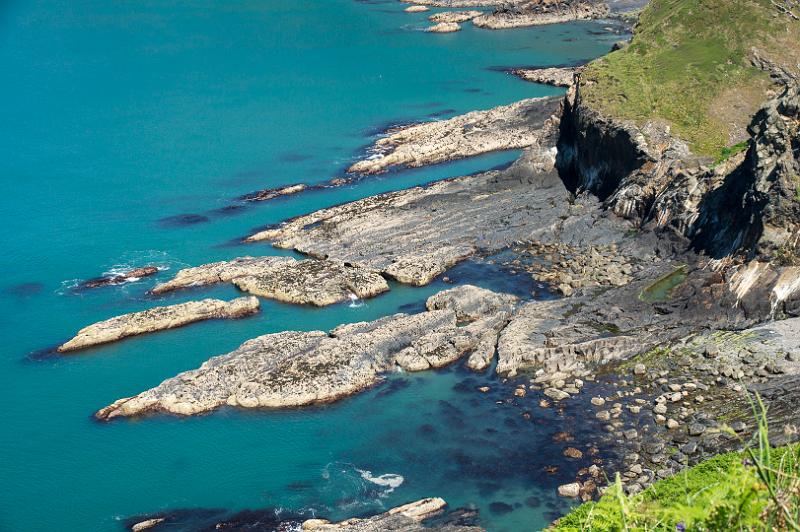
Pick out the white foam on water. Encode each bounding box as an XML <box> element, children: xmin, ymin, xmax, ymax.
<box><xmin>348</xmin><ymin>293</ymin><xmax>364</xmax><ymax>308</ymax></box>
<box><xmin>356</xmin><ymin>468</ymin><xmax>404</xmax><ymax>494</ymax></box>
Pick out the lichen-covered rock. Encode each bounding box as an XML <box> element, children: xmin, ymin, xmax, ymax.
<box><xmin>95</xmin><ymin>288</ymin><xmax>511</xmax><ymax>420</ymax></box>
<box><xmin>58</xmin><ymin>297</ymin><xmax>260</xmax><ymax>353</ymax></box>
<box><xmin>151</xmin><ymin>256</ymin><xmax>389</xmax><ymax>306</ymax></box>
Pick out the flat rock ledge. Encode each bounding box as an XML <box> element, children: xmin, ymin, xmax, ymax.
<box><xmin>151</xmin><ymin>256</ymin><xmax>389</xmax><ymax>307</ymax></box>
<box><xmin>473</xmin><ymin>1</ymin><xmax>610</xmax><ymax>29</ymax></box>
<box><xmin>405</xmin><ymin>5</ymin><xmax>430</xmax><ymax>12</ymax></box>
<box><xmin>347</xmin><ymin>96</ymin><xmax>560</xmax><ymax>174</ymax></box>
<box><xmin>95</xmin><ymin>286</ymin><xmax>513</xmax><ymax>420</ymax></box>
<box><xmin>511</xmin><ymin>66</ymin><xmax>579</xmax><ymax>87</ymax></box>
<box><xmin>302</xmin><ymin>498</ymin><xmax>483</xmax><ymax>531</ymax></box>
<box><xmin>247</xmin><ymin>142</ymin><xmax>575</xmax><ymax>287</ymax></box>
<box><xmin>428</xmin><ymin>10</ymin><xmax>482</xmax><ymax>23</ymax></box>
<box><xmin>426</xmin><ymin>21</ymin><xmax>461</xmax><ymax>32</ymax></box>
<box><xmin>58</xmin><ymin>297</ymin><xmax>260</xmax><ymax>353</ymax></box>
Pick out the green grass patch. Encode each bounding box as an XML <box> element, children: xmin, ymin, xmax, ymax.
<box><xmin>580</xmin><ymin>0</ymin><xmax>799</xmax><ymax>156</ymax></box>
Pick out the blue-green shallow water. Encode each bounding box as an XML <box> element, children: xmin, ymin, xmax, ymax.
<box><xmin>0</xmin><ymin>0</ymin><xmax>624</xmax><ymax>530</ymax></box>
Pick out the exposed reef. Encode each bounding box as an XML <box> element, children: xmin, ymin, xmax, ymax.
<box><xmin>473</xmin><ymin>1</ymin><xmax>610</xmax><ymax>29</ymax></box>
<box><xmin>347</xmin><ymin>97</ymin><xmax>560</xmax><ymax>174</ymax></box>
<box><xmin>301</xmin><ymin>498</ymin><xmax>483</xmax><ymax>531</ymax></box>
<box><xmin>426</xmin><ymin>21</ymin><xmax>461</xmax><ymax>32</ymax></box>
<box><xmin>79</xmin><ymin>266</ymin><xmax>159</xmax><ymax>290</ymax></box>
<box><xmin>510</xmin><ymin>67</ymin><xmax>579</xmax><ymax>88</ymax></box>
<box><xmin>151</xmin><ymin>256</ymin><xmax>389</xmax><ymax>307</ymax></box>
<box><xmin>95</xmin><ymin>286</ymin><xmax>513</xmax><ymax>419</ymax></box>
<box><xmin>58</xmin><ymin>297</ymin><xmax>260</xmax><ymax>353</ymax></box>
<box><xmin>428</xmin><ymin>10</ymin><xmax>482</xmax><ymax>23</ymax></box>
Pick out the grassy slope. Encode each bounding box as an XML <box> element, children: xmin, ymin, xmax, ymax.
<box><xmin>580</xmin><ymin>0</ymin><xmax>800</xmax><ymax>157</ymax></box>
<box><xmin>552</xmin><ymin>445</ymin><xmax>800</xmax><ymax>531</ymax></box>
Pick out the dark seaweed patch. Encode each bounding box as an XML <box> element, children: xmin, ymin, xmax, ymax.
<box><xmin>157</xmin><ymin>213</ymin><xmax>210</xmax><ymax>228</ymax></box>
<box><xmin>3</xmin><ymin>282</ymin><xmax>44</xmax><ymax>297</ymax></box>
<box><xmin>489</xmin><ymin>501</ymin><xmax>514</xmax><ymax>515</ymax></box>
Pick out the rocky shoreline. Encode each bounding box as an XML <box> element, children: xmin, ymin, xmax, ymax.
<box><xmin>77</xmin><ymin>1</ymin><xmax>800</xmax><ymax>528</ymax></box>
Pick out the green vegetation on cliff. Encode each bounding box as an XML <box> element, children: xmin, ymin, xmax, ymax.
<box><xmin>581</xmin><ymin>0</ymin><xmax>800</xmax><ymax>156</ymax></box>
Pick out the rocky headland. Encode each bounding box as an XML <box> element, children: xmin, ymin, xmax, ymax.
<box><xmin>347</xmin><ymin>97</ymin><xmax>560</xmax><ymax>174</ymax></box>
<box><xmin>151</xmin><ymin>256</ymin><xmax>389</xmax><ymax>306</ymax></box>
<box><xmin>58</xmin><ymin>297</ymin><xmax>260</xmax><ymax>353</ymax></box>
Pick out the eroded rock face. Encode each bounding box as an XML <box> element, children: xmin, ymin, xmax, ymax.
<box><xmin>151</xmin><ymin>256</ymin><xmax>389</xmax><ymax>306</ymax></box>
<box><xmin>302</xmin><ymin>498</ymin><xmax>483</xmax><ymax>531</ymax></box>
<box><xmin>58</xmin><ymin>297</ymin><xmax>260</xmax><ymax>353</ymax></box>
<box><xmin>347</xmin><ymin>97</ymin><xmax>560</xmax><ymax>174</ymax></box>
<box><xmin>95</xmin><ymin>287</ymin><xmax>511</xmax><ymax>420</ymax></box>
<box><xmin>473</xmin><ymin>1</ymin><xmax>610</xmax><ymax>29</ymax></box>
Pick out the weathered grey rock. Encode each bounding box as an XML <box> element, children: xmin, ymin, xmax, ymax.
<box><xmin>58</xmin><ymin>297</ymin><xmax>260</xmax><ymax>353</ymax></box>
<box><xmin>473</xmin><ymin>1</ymin><xmax>610</xmax><ymax>29</ymax></box>
<box><xmin>347</xmin><ymin>97</ymin><xmax>560</xmax><ymax>174</ymax></box>
<box><xmin>80</xmin><ymin>266</ymin><xmax>159</xmax><ymax>290</ymax></box>
<box><xmin>95</xmin><ymin>288</ymin><xmax>511</xmax><ymax>420</ymax></box>
<box><xmin>557</xmin><ymin>482</ymin><xmax>581</xmax><ymax>498</ymax></box>
<box><xmin>426</xmin><ymin>21</ymin><xmax>461</xmax><ymax>32</ymax></box>
<box><xmin>301</xmin><ymin>497</ymin><xmax>483</xmax><ymax>531</ymax></box>
<box><xmin>426</xmin><ymin>285</ymin><xmax>517</xmax><ymax>321</ymax></box>
<box><xmin>405</xmin><ymin>4</ymin><xmax>430</xmax><ymax>12</ymax></box>
<box><xmin>247</xmin><ymin>142</ymin><xmax>579</xmax><ymax>286</ymax></box>
<box><xmin>130</xmin><ymin>518</ymin><xmax>165</xmax><ymax>532</ymax></box>
<box><xmin>151</xmin><ymin>256</ymin><xmax>389</xmax><ymax>307</ymax></box>
<box><xmin>428</xmin><ymin>10</ymin><xmax>482</xmax><ymax>23</ymax></box>
<box><xmin>511</xmin><ymin>67</ymin><xmax>579</xmax><ymax>88</ymax></box>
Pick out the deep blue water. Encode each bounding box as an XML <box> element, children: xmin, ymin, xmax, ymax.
<box><xmin>0</xmin><ymin>1</ymin><xmax>623</xmax><ymax>530</ymax></box>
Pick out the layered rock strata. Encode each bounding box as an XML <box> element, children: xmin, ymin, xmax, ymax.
<box><xmin>58</xmin><ymin>297</ymin><xmax>260</xmax><ymax>353</ymax></box>
<box><xmin>347</xmin><ymin>97</ymin><xmax>560</xmax><ymax>174</ymax></box>
<box><xmin>95</xmin><ymin>286</ymin><xmax>513</xmax><ymax>419</ymax></box>
<box><xmin>247</xmin><ymin>138</ymin><xmax>581</xmax><ymax>286</ymax></box>
<box><xmin>151</xmin><ymin>256</ymin><xmax>389</xmax><ymax>306</ymax></box>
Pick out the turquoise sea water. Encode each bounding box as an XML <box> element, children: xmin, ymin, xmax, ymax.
<box><xmin>0</xmin><ymin>1</ymin><xmax>623</xmax><ymax>530</ymax></box>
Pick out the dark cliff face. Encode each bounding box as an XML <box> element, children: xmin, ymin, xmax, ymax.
<box><xmin>689</xmin><ymin>84</ymin><xmax>800</xmax><ymax>260</ymax></box>
<box><xmin>556</xmin><ymin>81</ymin><xmax>800</xmax><ymax>262</ymax></box>
<box><xmin>555</xmin><ymin>86</ymin><xmax>651</xmax><ymax>201</ymax></box>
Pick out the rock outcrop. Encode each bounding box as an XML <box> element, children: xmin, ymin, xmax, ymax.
<box><xmin>58</xmin><ymin>297</ymin><xmax>260</xmax><ymax>353</ymax></box>
<box><xmin>347</xmin><ymin>97</ymin><xmax>560</xmax><ymax>174</ymax></box>
<box><xmin>246</xmin><ymin>134</ymin><xmax>584</xmax><ymax>287</ymax></box>
<box><xmin>95</xmin><ymin>287</ymin><xmax>510</xmax><ymax>420</ymax></box>
<box><xmin>405</xmin><ymin>4</ymin><xmax>430</xmax><ymax>12</ymax></box>
<box><xmin>426</xmin><ymin>284</ymin><xmax>517</xmax><ymax>321</ymax></box>
<box><xmin>79</xmin><ymin>266</ymin><xmax>159</xmax><ymax>289</ymax></box>
<box><xmin>301</xmin><ymin>498</ymin><xmax>483</xmax><ymax>531</ymax></box>
<box><xmin>426</xmin><ymin>21</ymin><xmax>461</xmax><ymax>32</ymax></box>
<box><xmin>510</xmin><ymin>66</ymin><xmax>579</xmax><ymax>88</ymax></box>
<box><xmin>428</xmin><ymin>10</ymin><xmax>482</xmax><ymax>23</ymax></box>
<box><xmin>151</xmin><ymin>256</ymin><xmax>389</xmax><ymax>306</ymax></box>
<box><xmin>473</xmin><ymin>1</ymin><xmax>610</xmax><ymax>29</ymax></box>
